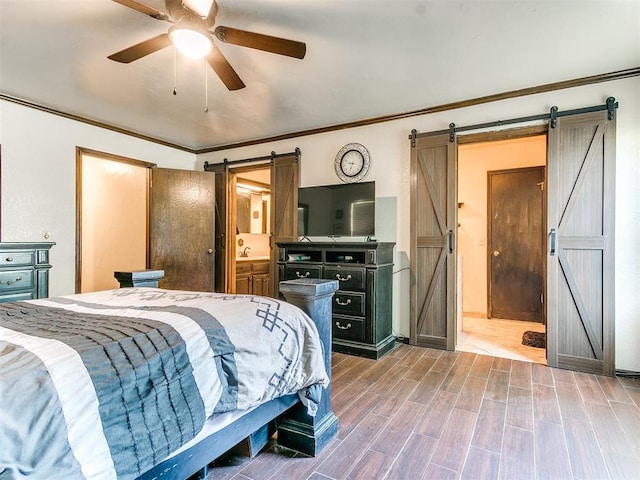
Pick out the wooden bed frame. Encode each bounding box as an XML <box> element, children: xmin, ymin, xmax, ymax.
<box><xmin>134</xmin><ymin>278</ymin><xmax>339</xmax><ymax>480</ymax></box>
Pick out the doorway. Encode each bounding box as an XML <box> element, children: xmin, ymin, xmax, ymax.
<box><xmin>456</xmin><ymin>135</ymin><xmax>547</xmax><ymax>363</ymax></box>
<box><xmin>207</xmin><ymin>151</ymin><xmax>300</xmax><ymax>297</ymax></box>
<box><xmin>77</xmin><ymin>148</ymin><xmax>216</xmax><ymax>293</ymax></box>
<box><xmin>231</xmin><ymin>165</ymin><xmax>272</xmax><ymax>294</ymax></box>
<box><xmin>410</xmin><ymin>107</ymin><xmax>616</xmax><ymax>375</ymax></box>
<box><xmin>76</xmin><ymin>148</ymin><xmax>151</xmax><ymax>293</ymax></box>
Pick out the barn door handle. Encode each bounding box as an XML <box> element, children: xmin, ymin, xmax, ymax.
<box><xmin>549</xmin><ymin>228</ymin><xmax>556</xmax><ymax>256</ymax></box>
<box><xmin>448</xmin><ymin>230</ymin><xmax>454</xmax><ymax>254</ymax></box>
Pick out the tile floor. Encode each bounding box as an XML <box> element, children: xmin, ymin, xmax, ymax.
<box><xmin>205</xmin><ymin>346</ymin><xmax>640</xmax><ymax>479</ymax></box>
<box><xmin>456</xmin><ymin>316</ymin><xmax>547</xmax><ymax>364</ymax></box>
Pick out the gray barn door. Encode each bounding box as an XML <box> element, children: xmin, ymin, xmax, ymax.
<box><xmin>410</xmin><ymin>132</ymin><xmax>457</xmax><ymax>350</ymax></box>
<box><xmin>547</xmin><ymin>110</ymin><xmax>615</xmax><ymax>376</ymax></box>
<box><xmin>270</xmin><ymin>154</ymin><xmax>299</xmax><ymax>297</ymax></box>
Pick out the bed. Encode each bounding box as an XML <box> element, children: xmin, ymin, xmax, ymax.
<box><xmin>0</xmin><ymin>279</ymin><xmax>339</xmax><ymax>480</ymax></box>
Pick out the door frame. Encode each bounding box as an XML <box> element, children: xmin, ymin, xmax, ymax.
<box><xmin>410</xmin><ymin>125</ymin><xmax>548</xmax><ymax>350</ymax></box>
<box><xmin>204</xmin><ymin>152</ymin><xmax>301</xmax><ymax>297</ymax></box>
<box><xmin>457</xmin><ymin>127</ymin><xmax>548</xmax><ymax>335</ymax></box>
<box><xmin>227</xmin><ymin>163</ymin><xmax>271</xmax><ymax>293</ymax></box>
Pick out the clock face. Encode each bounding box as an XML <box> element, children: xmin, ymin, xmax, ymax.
<box><xmin>335</xmin><ymin>143</ymin><xmax>370</xmax><ymax>183</ymax></box>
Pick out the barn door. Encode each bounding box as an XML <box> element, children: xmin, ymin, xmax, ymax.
<box><xmin>410</xmin><ymin>132</ymin><xmax>457</xmax><ymax>349</ymax></box>
<box><xmin>547</xmin><ymin>110</ymin><xmax>615</xmax><ymax>375</ymax></box>
<box><xmin>270</xmin><ymin>154</ymin><xmax>299</xmax><ymax>297</ymax></box>
<box><xmin>150</xmin><ymin>168</ymin><xmax>216</xmax><ymax>291</ymax></box>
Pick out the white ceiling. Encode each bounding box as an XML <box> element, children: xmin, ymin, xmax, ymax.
<box><xmin>1</xmin><ymin>0</ymin><xmax>638</xmax><ymax>152</ymax></box>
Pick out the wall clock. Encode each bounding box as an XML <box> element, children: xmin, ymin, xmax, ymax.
<box><xmin>335</xmin><ymin>143</ymin><xmax>371</xmax><ymax>183</ymax></box>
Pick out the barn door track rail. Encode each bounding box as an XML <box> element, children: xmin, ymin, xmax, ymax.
<box><xmin>409</xmin><ymin>97</ymin><xmax>618</xmax><ymax>146</ymax></box>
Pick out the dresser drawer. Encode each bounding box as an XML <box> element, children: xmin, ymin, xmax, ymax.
<box><xmin>0</xmin><ymin>251</ymin><xmax>35</xmax><ymax>268</ymax></box>
<box><xmin>0</xmin><ymin>291</ymin><xmax>35</xmax><ymax>303</ymax></box>
<box><xmin>332</xmin><ymin>291</ymin><xmax>366</xmax><ymax>316</ymax></box>
<box><xmin>0</xmin><ymin>269</ymin><xmax>34</xmax><ymax>292</ymax></box>
<box><xmin>332</xmin><ymin>315</ymin><xmax>365</xmax><ymax>342</ymax></box>
<box><xmin>283</xmin><ymin>265</ymin><xmax>322</xmax><ymax>280</ymax></box>
<box><xmin>323</xmin><ymin>266</ymin><xmax>366</xmax><ymax>291</ymax></box>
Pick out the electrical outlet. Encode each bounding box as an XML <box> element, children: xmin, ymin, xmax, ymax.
<box><xmin>41</xmin><ymin>231</ymin><xmax>51</xmax><ymax>241</ymax></box>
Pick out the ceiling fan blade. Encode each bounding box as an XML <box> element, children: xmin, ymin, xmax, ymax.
<box><xmin>214</xmin><ymin>26</ymin><xmax>306</xmax><ymax>59</ymax></box>
<box><xmin>181</xmin><ymin>0</ymin><xmax>216</xmax><ymax>19</ymax></box>
<box><xmin>111</xmin><ymin>0</ymin><xmax>168</xmax><ymax>20</ymax></box>
<box><xmin>207</xmin><ymin>44</ymin><xmax>246</xmax><ymax>90</ymax></box>
<box><xmin>204</xmin><ymin>0</ymin><xmax>219</xmax><ymax>28</ymax></box>
<box><xmin>108</xmin><ymin>33</ymin><xmax>172</xmax><ymax>63</ymax></box>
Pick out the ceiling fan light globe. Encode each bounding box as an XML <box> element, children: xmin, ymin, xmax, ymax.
<box><xmin>169</xmin><ymin>27</ymin><xmax>212</xmax><ymax>59</ymax></box>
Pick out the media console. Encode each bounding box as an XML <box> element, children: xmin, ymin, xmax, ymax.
<box><xmin>276</xmin><ymin>241</ymin><xmax>395</xmax><ymax>359</ymax></box>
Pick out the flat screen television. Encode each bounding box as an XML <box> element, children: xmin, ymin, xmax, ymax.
<box><xmin>297</xmin><ymin>181</ymin><xmax>375</xmax><ymax>237</ymax></box>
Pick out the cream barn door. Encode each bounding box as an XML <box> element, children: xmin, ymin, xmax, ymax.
<box><xmin>150</xmin><ymin>168</ymin><xmax>216</xmax><ymax>291</ymax></box>
<box><xmin>270</xmin><ymin>154</ymin><xmax>299</xmax><ymax>297</ymax></box>
<box><xmin>547</xmin><ymin>110</ymin><xmax>615</xmax><ymax>375</ymax></box>
<box><xmin>410</xmin><ymin>132</ymin><xmax>457</xmax><ymax>349</ymax></box>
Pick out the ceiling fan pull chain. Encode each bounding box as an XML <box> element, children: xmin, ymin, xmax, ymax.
<box><xmin>173</xmin><ymin>47</ymin><xmax>178</xmax><ymax>96</ymax></box>
<box><xmin>204</xmin><ymin>57</ymin><xmax>209</xmax><ymax>113</ymax></box>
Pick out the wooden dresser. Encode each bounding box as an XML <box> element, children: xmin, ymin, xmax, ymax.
<box><xmin>0</xmin><ymin>242</ymin><xmax>55</xmax><ymax>303</ymax></box>
<box><xmin>277</xmin><ymin>241</ymin><xmax>395</xmax><ymax>359</ymax></box>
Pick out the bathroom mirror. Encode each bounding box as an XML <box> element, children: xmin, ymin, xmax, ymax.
<box><xmin>236</xmin><ymin>176</ymin><xmax>270</xmax><ymax>234</ymax></box>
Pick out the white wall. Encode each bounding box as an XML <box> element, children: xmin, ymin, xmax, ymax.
<box><xmin>200</xmin><ymin>76</ymin><xmax>640</xmax><ymax>372</ymax></box>
<box><xmin>0</xmin><ymin>101</ymin><xmax>197</xmax><ymax>296</ymax></box>
<box><xmin>2</xmin><ymin>77</ymin><xmax>638</xmax><ymax>371</ymax></box>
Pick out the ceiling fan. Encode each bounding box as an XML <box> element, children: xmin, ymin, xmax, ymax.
<box><xmin>108</xmin><ymin>0</ymin><xmax>306</xmax><ymax>90</ymax></box>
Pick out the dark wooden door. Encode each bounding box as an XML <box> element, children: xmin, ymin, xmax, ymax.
<box><xmin>410</xmin><ymin>132</ymin><xmax>457</xmax><ymax>350</ymax></box>
<box><xmin>269</xmin><ymin>154</ymin><xmax>299</xmax><ymax>297</ymax></box>
<box><xmin>488</xmin><ymin>166</ymin><xmax>544</xmax><ymax>322</ymax></box>
<box><xmin>204</xmin><ymin>162</ymin><xmax>232</xmax><ymax>293</ymax></box>
<box><xmin>150</xmin><ymin>168</ymin><xmax>216</xmax><ymax>291</ymax></box>
<box><xmin>547</xmin><ymin>110</ymin><xmax>615</xmax><ymax>376</ymax></box>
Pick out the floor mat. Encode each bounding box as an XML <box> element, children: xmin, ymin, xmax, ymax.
<box><xmin>522</xmin><ymin>331</ymin><xmax>546</xmax><ymax>348</ymax></box>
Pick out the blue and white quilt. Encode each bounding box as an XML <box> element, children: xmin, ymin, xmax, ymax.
<box><xmin>0</xmin><ymin>288</ymin><xmax>329</xmax><ymax>480</ymax></box>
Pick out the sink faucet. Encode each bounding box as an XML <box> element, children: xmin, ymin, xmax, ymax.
<box><xmin>240</xmin><ymin>246</ymin><xmax>251</xmax><ymax>258</ymax></box>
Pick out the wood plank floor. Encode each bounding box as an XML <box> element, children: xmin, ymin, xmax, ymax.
<box><xmin>205</xmin><ymin>345</ymin><xmax>640</xmax><ymax>480</ymax></box>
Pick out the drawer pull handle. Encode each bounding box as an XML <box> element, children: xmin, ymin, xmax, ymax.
<box><xmin>1</xmin><ymin>276</ymin><xmax>22</xmax><ymax>285</ymax></box>
<box><xmin>335</xmin><ymin>298</ymin><xmax>352</xmax><ymax>306</ymax></box>
<box><xmin>335</xmin><ymin>273</ymin><xmax>352</xmax><ymax>281</ymax></box>
<box><xmin>5</xmin><ymin>257</ymin><xmax>13</xmax><ymax>262</ymax></box>
<box><xmin>295</xmin><ymin>271</ymin><xmax>310</xmax><ymax>278</ymax></box>
<box><xmin>335</xmin><ymin>321</ymin><xmax>352</xmax><ymax>330</ymax></box>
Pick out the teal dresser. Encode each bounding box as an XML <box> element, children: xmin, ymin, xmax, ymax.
<box><xmin>0</xmin><ymin>242</ymin><xmax>55</xmax><ymax>303</ymax></box>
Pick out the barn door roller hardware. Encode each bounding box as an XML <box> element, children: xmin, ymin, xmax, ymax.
<box><xmin>549</xmin><ymin>97</ymin><xmax>617</xmax><ymax>128</ymax></box>
<box><xmin>449</xmin><ymin>123</ymin><xmax>456</xmax><ymax>143</ymax></box>
<box><xmin>409</xmin><ymin>98</ymin><xmax>618</xmax><ymax>137</ymax></box>
<box><xmin>203</xmin><ymin>148</ymin><xmax>300</xmax><ymax>170</ymax></box>
<box><xmin>410</xmin><ymin>129</ymin><xmax>417</xmax><ymax>148</ymax></box>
